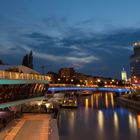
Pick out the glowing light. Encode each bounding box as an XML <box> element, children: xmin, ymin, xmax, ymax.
<box><xmin>105</xmin><ymin>93</ymin><xmax>108</xmax><ymax>108</ymax></box>
<box><xmin>69</xmin><ymin>111</ymin><xmax>75</xmax><ymax>132</ymax></box>
<box><xmin>98</xmin><ymin>110</ymin><xmax>104</xmax><ymax>131</ymax></box>
<box><xmin>38</xmin><ymin>102</ymin><xmax>41</xmax><ymax>106</ymax></box>
<box><xmin>48</xmin><ymin>87</ymin><xmax>130</xmax><ymax>93</ymax></box>
<box><xmin>110</xmin><ymin>93</ymin><xmax>114</xmax><ymax>108</ymax></box>
<box><xmin>45</xmin><ymin>103</ymin><xmax>53</xmax><ymax>108</ymax></box>
<box><xmin>71</xmin><ymin>79</ymin><xmax>74</xmax><ymax>82</ymax></box>
<box><xmin>137</xmin><ymin>114</ymin><xmax>140</xmax><ymax>129</ymax></box>
<box><xmin>91</xmin><ymin>95</ymin><xmax>94</xmax><ymax>108</ymax></box>
<box><xmin>114</xmin><ymin>112</ymin><xmax>119</xmax><ymax>131</ymax></box>
<box><xmin>129</xmin><ymin>113</ymin><xmax>137</xmax><ymax>133</ymax></box>
<box><xmin>85</xmin><ymin>98</ymin><xmax>89</xmax><ymax>109</ymax></box>
<box><xmin>95</xmin><ymin>94</ymin><xmax>99</xmax><ymax>108</ymax></box>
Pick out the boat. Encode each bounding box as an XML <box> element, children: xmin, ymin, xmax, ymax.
<box><xmin>61</xmin><ymin>97</ymin><xmax>78</xmax><ymax>108</ymax></box>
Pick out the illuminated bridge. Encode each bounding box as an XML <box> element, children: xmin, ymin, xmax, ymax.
<box><xmin>0</xmin><ymin>71</ymin><xmax>131</xmax><ymax>108</ymax></box>
<box><xmin>48</xmin><ymin>87</ymin><xmax>130</xmax><ymax>93</ymax></box>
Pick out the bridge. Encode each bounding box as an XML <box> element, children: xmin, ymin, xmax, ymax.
<box><xmin>48</xmin><ymin>87</ymin><xmax>130</xmax><ymax>93</ymax></box>
<box><xmin>0</xmin><ymin>70</ymin><xmax>131</xmax><ymax>108</ymax></box>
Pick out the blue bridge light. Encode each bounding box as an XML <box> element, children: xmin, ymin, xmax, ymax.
<box><xmin>48</xmin><ymin>87</ymin><xmax>130</xmax><ymax>93</ymax></box>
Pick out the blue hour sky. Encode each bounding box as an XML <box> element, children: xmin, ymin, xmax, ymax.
<box><xmin>0</xmin><ymin>0</ymin><xmax>140</xmax><ymax>78</ymax></box>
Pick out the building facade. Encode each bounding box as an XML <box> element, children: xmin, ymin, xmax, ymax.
<box><xmin>130</xmin><ymin>42</ymin><xmax>140</xmax><ymax>84</ymax></box>
<box><xmin>58</xmin><ymin>67</ymin><xmax>76</xmax><ymax>79</ymax></box>
<box><xmin>121</xmin><ymin>68</ymin><xmax>127</xmax><ymax>81</ymax></box>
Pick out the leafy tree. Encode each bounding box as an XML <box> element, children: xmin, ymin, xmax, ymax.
<box><xmin>22</xmin><ymin>51</ymin><xmax>33</xmax><ymax>69</ymax></box>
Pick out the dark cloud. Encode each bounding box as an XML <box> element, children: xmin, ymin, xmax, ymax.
<box><xmin>1</xmin><ymin>16</ymin><xmax>140</xmax><ymax>78</ymax></box>
<box><xmin>20</xmin><ymin>26</ymin><xmax>140</xmax><ymax>78</ymax></box>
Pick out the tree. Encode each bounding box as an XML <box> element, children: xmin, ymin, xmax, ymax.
<box><xmin>22</xmin><ymin>51</ymin><xmax>33</xmax><ymax>69</ymax></box>
<box><xmin>0</xmin><ymin>59</ymin><xmax>5</xmax><ymax>65</ymax></box>
<box><xmin>0</xmin><ymin>60</ymin><xmax>3</xmax><ymax>65</ymax></box>
<box><xmin>29</xmin><ymin>51</ymin><xmax>33</xmax><ymax>69</ymax></box>
<box><xmin>22</xmin><ymin>54</ymin><xmax>28</xmax><ymax>67</ymax></box>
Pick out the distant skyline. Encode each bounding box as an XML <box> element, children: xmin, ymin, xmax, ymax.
<box><xmin>0</xmin><ymin>0</ymin><xmax>140</xmax><ymax>79</ymax></box>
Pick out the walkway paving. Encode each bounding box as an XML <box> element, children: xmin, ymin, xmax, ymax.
<box><xmin>2</xmin><ymin>114</ymin><xmax>59</xmax><ymax>140</ymax></box>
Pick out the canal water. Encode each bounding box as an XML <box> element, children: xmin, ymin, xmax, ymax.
<box><xmin>58</xmin><ymin>92</ymin><xmax>140</xmax><ymax>140</ymax></box>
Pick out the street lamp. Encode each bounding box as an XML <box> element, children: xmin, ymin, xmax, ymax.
<box><xmin>71</xmin><ymin>79</ymin><xmax>74</xmax><ymax>82</ymax></box>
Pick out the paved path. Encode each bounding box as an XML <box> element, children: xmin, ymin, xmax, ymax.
<box><xmin>3</xmin><ymin>114</ymin><xmax>55</xmax><ymax>140</ymax></box>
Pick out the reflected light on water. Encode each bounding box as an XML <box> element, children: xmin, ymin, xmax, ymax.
<box><xmin>129</xmin><ymin>113</ymin><xmax>133</xmax><ymax>126</ymax></box>
<box><xmin>84</xmin><ymin>98</ymin><xmax>89</xmax><ymax>125</ymax></box>
<box><xmin>114</xmin><ymin>112</ymin><xmax>119</xmax><ymax>132</ymax></box>
<box><xmin>85</xmin><ymin>98</ymin><xmax>89</xmax><ymax>110</ymax></box>
<box><xmin>105</xmin><ymin>93</ymin><xmax>108</xmax><ymax>108</ymax></box>
<box><xmin>129</xmin><ymin>113</ymin><xmax>137</xmax><ymax>133</ymax></box>
<box><xmin>137</xmin><ymin>114</ymin><xmax>140</xmax><ymax>129</ymax></box>
<box><xmin>98</xmin><ymin>110</ymin><xmax>104</xmax><ymax>131</ymax></box>
<box><xmin>68</xmin><ymin>111</ymin><xmax>75</xmax><ymax>132</ymax></box>
<box><xmin>91</xmin><ymin>95</ymin><xmax>94</xmax><ymax>108</ymax></box>
<box><xmin>95</xmin><ymin>94</ymin><xmax>99</xmax><ymax>108</ymax></box>
<box><xmin>110</xmin><ymin>93</ymin><xmax>114</xmax><ymax>108</ymax></box>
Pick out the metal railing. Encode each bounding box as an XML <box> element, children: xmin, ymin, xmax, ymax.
<box><xmin>0</xmin><ymin>71</ymin><xmax>50</xmax><ymax>81</ymax></box>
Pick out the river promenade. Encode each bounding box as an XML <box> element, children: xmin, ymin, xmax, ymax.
<box><xmin>0</xmin><ymin>114</ymin><xmax>59</xmax><ymax>140</ymax></box>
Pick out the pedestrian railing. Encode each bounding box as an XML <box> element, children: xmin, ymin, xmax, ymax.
<box><xmin>0</xmin><ymin>71</ymin><xmax>50</xmax><ymax>81</ymax></box>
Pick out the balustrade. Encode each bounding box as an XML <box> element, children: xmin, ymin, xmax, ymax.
<box><xmin>0</xmin><ymin>71</ymin><xmax>49</xmax><ymax>81</ymax></box>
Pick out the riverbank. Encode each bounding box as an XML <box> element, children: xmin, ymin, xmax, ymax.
<box><xmin>117</xmin><ymin>96</ymin><xmax>140</xmax><ymax>112</ymax></box>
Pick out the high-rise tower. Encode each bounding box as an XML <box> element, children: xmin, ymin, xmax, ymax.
<box><xmin>130</xmin><ymin>42</ymin><xmax>140</xmax><ymax>84</ymax></box>
<box><xmin>121</xmin><ymin>68</ymin><xmax>127</xmax><ymax>81</ymax></box>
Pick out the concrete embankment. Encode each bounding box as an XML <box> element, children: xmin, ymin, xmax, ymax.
<box><xmin>117</xmin><ymin>97</ymin><xmax>140</xmax><ymax>112</ymax></box>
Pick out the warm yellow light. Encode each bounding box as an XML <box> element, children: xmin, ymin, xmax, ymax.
<box><xmin>137</xmin><ymin>115</ymin><xmax>140</xmax><ymax>129</ymax></box>
<box><xmin>110</xmin><ymin>93</ymin><xmax>114</xmax><ymax>108</ymax></box>
<box><xmin>85</xmin><ymin>98</ymin><xmax>88</xmax><ymax>109</ymax></box>
<box><xmin>105</xmin><ymin>94</ymin><xmax>108</xmax><ymax>108</ymax></box>
<box><xmin>45</xmin><ymin>103</ymin><xmax>53</xmax><ymax>108</ymax></box>
<box><xmin>38</xmin><ymin>102</ymin><xmax>41</xmax><ymax>106</ymax></box>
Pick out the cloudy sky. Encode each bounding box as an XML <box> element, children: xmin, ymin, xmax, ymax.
<box><xmin>0</xmin><ymin>0</ymin><xmax>140</xmax><ymax>78</ymax></box>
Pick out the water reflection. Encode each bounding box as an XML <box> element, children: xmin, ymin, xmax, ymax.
<box><xmin>113</xmin><ymin>112</ymin><xmax>119</xmax><ymax>134</ymax></box>
<box><xmin>98</xmin><ymin>110</ymin><xmax>104</xmax><ymax>131</ymax></box>
<box><xmin>68</xmin><ymin>111</ymin><xmax>75</xmax><ymax>132</ymax></box>
<box><xmin>137</xmin><ymin>115</ymin><xmax>140</xmax><ymax>129</ymax></box>
<box><xmin>105</xmin><ymin>93</ymin><xmax>109</xmax><ymax>108</ymax></box>
<box><xmin>85</xmin><ymin>98</ymin><xmax>88</xmax><ymax>109</ymax></box>
<box><xmin>84</xmin><ymin>92</ymin><xmax>115</xmax><ymax>109</ymax></box>
<box><xmin>91</xmin><ymin>95</ymin><xmax>94</xmax><ymax>108</ymax></box>
<box><xmin>59</xmin><ymin>92</ymin><xmax>140</xmax><ymax>140</ymax></box>
<box><xmin>129</xmin><ymin>113</ymin><xmax>137</xmax><ymax>134</ymax></box>
<box><xmin>110</xmin><ymin>93</ymin><xmax>114</xmax><ymax>108</ymax></box>
<box><xmin>95</xmin><ymin>94</ymin><xmax>99</xmax><ymax>108</ymax></box>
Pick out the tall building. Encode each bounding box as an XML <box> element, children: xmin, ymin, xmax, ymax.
<box><xmin>130</xmin><ymin>42</ymin><xmax>140</xmax><ymax>84</ymax></box>
<box><xmin>121</xmin><ymin>68</ymin><xmax>127</xmax><ymax>81</ymax></box>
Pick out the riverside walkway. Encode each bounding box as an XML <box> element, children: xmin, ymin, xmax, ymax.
<box><xmin>1</xmin><ymin>114</ymin><xmax>59</xmax><ymax>140</ymax></box>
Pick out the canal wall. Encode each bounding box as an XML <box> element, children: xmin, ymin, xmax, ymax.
<box><xmin>117</xmin><ymin>97</ymin><xmax>140</xmax><ymax>112</ymax></box>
